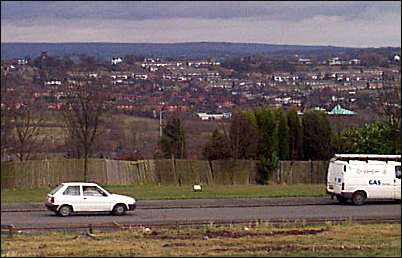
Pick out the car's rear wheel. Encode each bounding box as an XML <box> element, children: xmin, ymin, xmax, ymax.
<box><xmin>352</xmin><ymin>191</ymin><xmax>366</xmax><ymax>206</ymax></box>
<box><xmin>112</xmin><ymin>204</ymin><xmax>126</xmax><ymax>216</ymax></box>
<box><xmin>58</xmin><ymin>205</ymin><xmax>72</xmax><ymax>217</ymax></box>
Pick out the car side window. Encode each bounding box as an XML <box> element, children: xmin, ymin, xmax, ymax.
<box><xmin>83</xmin><ymin>186</ymin><xmax>105</xmax><ymax>197</ymax></box>
<box><xmin>395</xmin><ymin>166</ymin><xmax>401</xmax><ymax>179</ymax></box>
<box><xmin>63</xmin><ymin>186</ymin><xmax>80</xmax><ymax>196</ymax></box>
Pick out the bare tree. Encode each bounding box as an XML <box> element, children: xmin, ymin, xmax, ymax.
<box><xmin>1</xmin><ymin>101</ymin><xmax>10</xmax><ymax>160</ymax></box>
<box><xmin>376</xmin><ymin>71</ymin><xmax>400</xmax><ymax>154</ymax></box>
<box><xmin>1</xmin><ymin>71</ymin><xmax>13</xmax><ymax>160</ymax></box>
<box><xmin>7</xmin><ymin>97</ymin><xmax>44</xmax><ymax>161</ymax></box>
<box><xmin>0</xmin><ymin>105</ymin><xmax>12</xmax><ymax>160</ymax></box>
<box><xmin>379</xmin><ymin>79</ymin><xmax>401</xmax><ymax>129</ymax></box>
<box><xmin>61</xmin><ymin>80</ymin><xmax>108</xmax><ymax>181</ymax></box>
<box><xmin>229</xmin><ymin>112</ymin><xmax>259</xmax><ymax>160</ymax></box>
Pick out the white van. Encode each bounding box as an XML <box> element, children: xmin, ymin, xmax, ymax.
<box><xmin>327</xmin><ymin>154</ymin><xmax>401</xmax><ymax>205</ymax></box>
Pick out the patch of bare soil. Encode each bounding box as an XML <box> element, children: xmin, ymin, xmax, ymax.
<box><xmin>205</xmin><ymin>228</ymin><xmax>326</xmax><ymax>239</ymax></box>
<box><xmin>213</xmin><ymin>243</ymin><xmax>369</xmax><ymax>254</ymax></box>
<box><xmin>146</xmin><ymin>228</ymin><xmax>326</xmax><ymax>240</ymax></box>
<box><xmin>162</xmin><ymin>242</ymin><xmax>189</xmax><ymax>248</ymax></box>
<box><xmin>145</xmin><ymin>231</ymin><xmax>197</xmax><ymax>240</ymax></box>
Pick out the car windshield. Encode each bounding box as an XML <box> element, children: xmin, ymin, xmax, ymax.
<box><xmin>49</xmin><ymin>184</ymin><xmax>64</xmax><ymax>195</ymax></box>
<box><xmin>100</xmin><ymin>186</ymin><xmax>112</xmax><ymax>194</ymax></box>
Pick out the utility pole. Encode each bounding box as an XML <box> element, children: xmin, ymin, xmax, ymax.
<box><xmin>159</xmin><ymin>109</ymin><xmax>168</xmax><ymax>138</ymax></box>
<box><xmin>159</xmin><ymin>110</ymin><xmax>163</xmax><ymax>138</ymax></box>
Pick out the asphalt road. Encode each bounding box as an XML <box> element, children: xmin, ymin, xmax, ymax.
<box><xmin>1</xmin><ymin>198</ymin><xmax>400</xmax><ymax>228</ymax></box>
<box><xmin>1</xmin><ymin>197</ymin><xmax>334</xmax><ymax>211</ymax></box>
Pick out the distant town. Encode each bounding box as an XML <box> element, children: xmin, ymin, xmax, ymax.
<box><xmin>2</xmin><ymin>49</ymin><xmax>401</xmax><ymax>117</ymax></box>
<box><xmin>1</xmin><ymin>48</ymin><xmax>401</xmax><ymax>160</ymax></box>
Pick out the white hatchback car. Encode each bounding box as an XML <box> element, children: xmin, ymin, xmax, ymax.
<box><xmin>45</xmin><ymin>182</ymin><xmax>136</xmax><ymax>216</ymax></box>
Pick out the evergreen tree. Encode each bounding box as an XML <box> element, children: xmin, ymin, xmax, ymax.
<box><xmin>276</xmin><ymin>108</ymin><xmax>290</xmax><ymax>160</ymax></box>
<box><xmin>160</xmin><ymin>114</ymin><xmax>186</xmax><ymax>159</ymax></box>
<box><xmin>287</xmin><ymin>106</ymin><xmax>303</xmax><ymax>160</ymax></box>
<box><xmin>254</xmin><ymin>107</ymin><xmax>279</xmax><ymax>183</ymax></box>
<box><xmin>302</xmin><ymin>110</ymin><xmax>332</xmax><ymax>160</ymax></box>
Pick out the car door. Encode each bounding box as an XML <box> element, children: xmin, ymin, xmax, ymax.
<box><xmin>394</xmin><ymin>165</ymin><xmax>401</xmax><ymax>200</ymax></box>
<box><xmin>82</xmin><ymin>185</ymin><xmax>112</xmax><ymax>211</ymax></box>
<box><xmin>61</xmin><ymin>185</ymin><xmax>82</xmax><ymax>211</ymax></box>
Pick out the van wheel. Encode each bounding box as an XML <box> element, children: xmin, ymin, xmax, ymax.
<box><xmin>352</xmin><ymin>191</ymin><xmax>366</xmax><ymax>206</ymax></box>
<box><xmin>58</xmin><ymin>205</ymin><xmax>72</xmax><ymax>217</ymax></box>
<box><xmin>112</xmin><ymin>204</ymin><xmax>126</xmax><ymax>216</ymax></box>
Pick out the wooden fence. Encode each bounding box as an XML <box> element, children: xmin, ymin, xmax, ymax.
<box><xmin>0</xmin><ymin>159</ymin><xmax>329</xmax><ymax>189</ymax></box>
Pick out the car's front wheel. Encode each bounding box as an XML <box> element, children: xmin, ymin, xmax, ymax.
<box><xmin>58</xmin><ymin>205</ymin><xmax>72</xmax><ymax>217</ymax></box>
<box><xmin>112</xmin><ymin>204</ymin><xmax>127</xmax><ymax>216</ymax></box>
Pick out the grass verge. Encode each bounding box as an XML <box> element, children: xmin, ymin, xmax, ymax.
<box><xmin>1</xmin><ymin>223</ymin><xmax>400</xmax><ymax>257</ymax></box>
<box><xmin>1</xmin><ymin>184</ymin><xmax>326</xmax><ymax>203</ymax></box>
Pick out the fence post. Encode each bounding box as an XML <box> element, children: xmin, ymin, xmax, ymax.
<box><xmin>88</xmin><ymin>224</ymin><xmax>93</xmax><ymax>234</ymax></box>
<box><xmin>176</xmin><ymin>221</ymin><xmax>180</xmax><ymax>235</ymax></box>
<box><xmin>8</xmin><ymin>225</ymin><xmax>15</xmax><ymax>238</ymax></box>
<box><xmin>278</xmin><ymin>162</ymin><xmax>281</xmax><ymax>184</ymax></box>
<box><xmin>310</xmin><ymin>160</ymin><xmax>313</xmax><ymax>184</ymax></box>
<box><xmin>289</xmin><ymin>161</ymin><xmax>293</xmax><ymax>184</ymax></box>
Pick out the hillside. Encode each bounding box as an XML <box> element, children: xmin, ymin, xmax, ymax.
<box><xmin>0</xmin><ymin>42</ymin><xmax>378</xmax><ymax>60</ymax></box>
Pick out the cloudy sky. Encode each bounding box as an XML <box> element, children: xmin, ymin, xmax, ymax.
<box><xmin>1</xmin><ymin>1</ymin><xmax>401</xmax><ymax>47</ymax></box>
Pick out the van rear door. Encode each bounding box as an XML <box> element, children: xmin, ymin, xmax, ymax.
<box><xmin>332</xmin><ymin>163</ymin><xmax>345</xmax><ymax>194</ymax></box>
<box><xmin>327</xmin><ymin>161</ymin><xmax>343</xmax><ymax>194</ymax></box>
<box><xmin>394</xmin><ymin>165</ymin><xmax>401</xmax><ymax>200</ymax></box>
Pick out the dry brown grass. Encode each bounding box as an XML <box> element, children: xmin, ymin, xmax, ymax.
<box><xmin>1</xmin><ymin>223</ymin><xmax>400</xmax><ymax>257</ymax></box>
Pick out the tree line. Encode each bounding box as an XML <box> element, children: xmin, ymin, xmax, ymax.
<box><xmin>198</xmin><ymin>107</ymin><xmax>400</xmax><ymax>182</ymax></box>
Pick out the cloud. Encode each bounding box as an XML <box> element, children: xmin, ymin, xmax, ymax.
<box><xmin>1</xmin><ymin>1</ymin><xmax>400</xmax><ymax>47</ymax></box>
<box><xmin>2</xmin><ymin>1</ymin><xmax>400</xmax><ymax>22</ymax></box>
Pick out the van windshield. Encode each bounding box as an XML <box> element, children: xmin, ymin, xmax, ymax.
<box><xmin>49</xmin><ymin>184</ymin><xmax>64</xmax><ymax>195</ymax></box>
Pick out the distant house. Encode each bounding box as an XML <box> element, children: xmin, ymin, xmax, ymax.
<box><xmin>48</xmin><ymin>103</ymin><xmax>63</xmax><ymax>110</ymax></box>
<box><xmin>328</xmin><ymin>57</ymin><xmax>349</xmax><ymax>66</ymax></box>
<box><xmin>111</xmin><ymin>57</ymin><xmax>123</xmax><ymax>65</ymax></box>
<box><xmin>17</xmin><ymin>58</ymin><xmax>28</xmax><ymax>65</ymax></box>
<box><xmin>348</xmin><ymin>59</ymin><xmax>361</xmax><ymax>65</ymax></box>
<box><xmin>313</xmin><ymin>106</ymin><xmax>327</xmax><ymax>112</ymax></box>
<box><xmin>134</xmin><ymin>74</ymin><xmax>148</xmax><ymax>80</ymax></box>
<box><xmin>328</xmin><ymin>104</ymin><xmax>355</xmax><ymax>115</ymax></box>
<box><xmin>44</xmin><ymin>80</ymin><xmax>62</xmax><ymax>86</ymax></box>
<box><xmin>298</xmin><ymin>58</ymin><xmax>312</xmax><ymax>65</ymax></box>
<box><xmin>196</xmin><ymin>112</ymin><xmax>232</xmax><ymax>120</ymax></box>
<box><xmin>89</xmin><ymin>73</ymin><xmax>98</xmax><ymax>79</ymax></box>
<box><xmin>273</xmin><ymin>75</ymin><xmax>284</xmax><ymax>82</ymax></box>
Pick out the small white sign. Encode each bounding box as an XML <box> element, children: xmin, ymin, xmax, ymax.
<box><xmin>193</xmin><ymin>184</ymin><xmax>202</xmax><ymax>192</ymax></box>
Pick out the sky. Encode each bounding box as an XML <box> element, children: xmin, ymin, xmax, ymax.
<box><xmin>1</xmin><ymin>1</ymin><xmax>401</xmax><ymax>47</ymax></box>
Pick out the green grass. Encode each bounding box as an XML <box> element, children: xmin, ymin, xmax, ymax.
<box><xmin>1</xmin><ymin>184</ymin><xmax>326</xmax><ymax>203</ymax></box>
<box><xmin>1</xmin><ymin>223</ymin><xmax>400</xmax><ymax>256</ymax></box>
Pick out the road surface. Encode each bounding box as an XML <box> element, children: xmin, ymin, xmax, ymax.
<box><xmin>1</xmin><ymin>197</ymin><xmax>400</xmax><ymax>229</ymax></box>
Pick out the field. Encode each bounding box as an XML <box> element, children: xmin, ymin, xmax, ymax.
<box><xmin>1</xmin><ymin>184</ymin><xmax>326</xmax><ymax>203</ymax></box>
<box><xmin>35</xmin><ymin>111</ymin><xmax>226</xmax><ymax>159</ymax></box>
<box><xmin>1</xmin><ymin>223</ymin><xmax>400</xmax><ymax>256</ymax></box>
